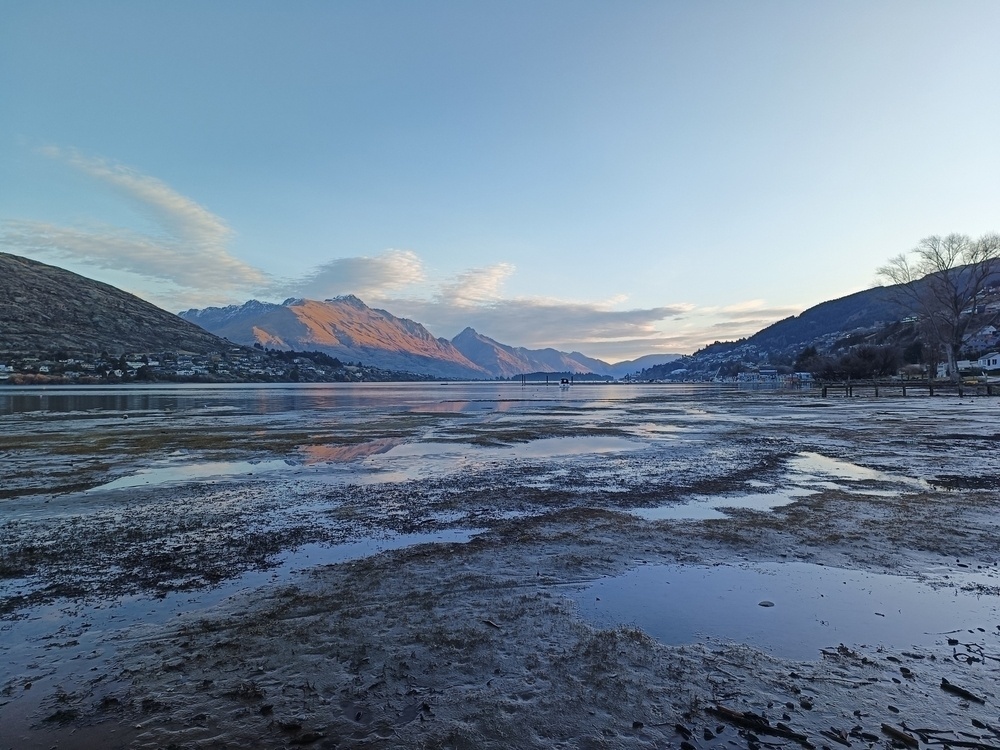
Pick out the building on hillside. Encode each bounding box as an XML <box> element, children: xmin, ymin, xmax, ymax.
<box><xmin>979</xmin><ymin>352</ymin><xmax>1000</xmax><ymax>371</ymax></box>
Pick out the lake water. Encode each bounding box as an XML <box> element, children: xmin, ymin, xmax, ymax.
<box><xmin>0</xmin><ymin>380</ymin><xmax>732</xmax><ymax>418</ymax></box>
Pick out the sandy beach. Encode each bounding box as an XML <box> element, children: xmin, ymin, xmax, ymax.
<box><xmin>2</xmin><ymin>383</ymin><xmax>999</xmax><ymax>749</ymax></box>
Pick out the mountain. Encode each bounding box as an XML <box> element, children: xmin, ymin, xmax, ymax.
<box><xmin>181</xmin><ymin>296</ymin><xmax>490</xmax><ymax>379</ymax></box>
<box><xmin>639</xmin><ymin>265</ymin><xmax>1000</xmax><ymax>380</ymax></box>
<box><xmin>0</xmin><ymin>252</ymin><xmax>231</xmax><ymax>356</ymax></box>
<box><xmin>742</xmin><ymin>286</ymin><xmax>904</xmax><ymax>353</ymax></box>
<box><xmin>604</xmin><ymin>353</ymin><xmax>685</xmax><ymax>378</ymax></box>
<box><xmin>450</xmin><ymin>327</ymin><xmax>610</xmax><ymax>377</ymax></box>
<box><xmin>182</xmin><ymin>296</ymin><xmax>686</xmax><ymax>380</ymax></box>
<box><xmin>450</xmin><ymin>327</ymin><xmax>682</xmax><ymax>378</ymax></box>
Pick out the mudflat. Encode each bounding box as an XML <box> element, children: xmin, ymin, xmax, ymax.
<box><xmin>2</xmin><ymin>383</ymin><xmax>999</xmax><ymax>749</ymax></box>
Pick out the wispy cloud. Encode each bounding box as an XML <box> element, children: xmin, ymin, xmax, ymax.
<box><xmin>376</xmin><ymin>279</ymin><xmax>800</xmax><ymax>359</ymax></box>
<box><xmin>1</xmin><ymin>147</ymin><xmax>269</xmax><ymax>299</ymax></box>
<box><xmin>375</xmin><ymin>266</ymin><xmax>696</xmax><ymax>358</ymax></box>
<box><xmin>0</xmin><ymin>147</ymin><xmax>800</xmax><ymax>359</ymax></box>
<box><xmin>279</xmin><ymin>249</ymin><xmax>425</xmax><ymax>300</ymax></box>
<box><xmin>437</xmin><ymin>263</ymin><xmax>516</xmax><ymax>306</ymax></box>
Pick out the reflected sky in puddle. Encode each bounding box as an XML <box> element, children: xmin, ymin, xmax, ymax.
<box><xmin>298</xmin><ymin>438</ymin><xmax>401</xmax><ymax>464</ymax></box>
<box><xmin>789</xmin><ymin>452</ymin><xmax>928</xmax><ymax>489</ymax></box>
<box><xmin>361</xmin><ymin>435</ymin><xmax>641</xmax><ymax>482</ymax></box>
<box><xmin>87</xmin><ymin>435</ymin><xmax>642</xmax><ymax>491</ymax></box>
<box><xmin>634</xmin><ymin>451</ymin><xmax>927</xmax><ymax>521</ymax></box>
<box><xmin>91</xmin><ymin>458</ymin><xmax>298</xmax><ymax>491</ymax></box>
<box><xmin>633</xmin><ymin>488</ymin><xmax>815</xmax><ymax>520</ymax></box>
<box><xmin>571</xmin><ymin>562</ymin><xmax>1000</xmax><ymax>660</ymax></box>
<box><xmin>384</xmin><ymin>435</ymin><xmax>637</xmax><ymax>459</ymax></box>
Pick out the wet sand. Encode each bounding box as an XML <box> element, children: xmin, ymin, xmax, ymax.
<box><xmin>2</xmin><ymin>383</ymin><xmax>999</xmax><ymax>749</ymax></box>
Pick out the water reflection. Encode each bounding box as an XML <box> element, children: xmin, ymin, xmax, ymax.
<box><xmin>299</xmin><ymin>438</ymin><xmax>402</xmax><ymax>464</ymax></box>
<box><xmin>572</xmin><ymin>562</ymin><xmax>1000</xmax><ymax>660</ymax></box>
<box><xmin>0</xmin><ymin>381</ymin><xmax>737</xmax><ymax>418</ymax></box>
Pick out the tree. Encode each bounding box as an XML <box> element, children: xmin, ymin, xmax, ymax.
<box><xmin>877</xmin><ymin>233</ymin><xmax>1000</xmax><ymax>382</ymax></box>
<box><xmin>794</xmin><ymin>346</ymin><xmax>819</xmax><ymax>371</ymax></box>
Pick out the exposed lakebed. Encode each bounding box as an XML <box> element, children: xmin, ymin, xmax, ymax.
<box><xmin>2</xmin><ymin>382</ymin><xmax>1000</xmax><ymax>749</ymax></box>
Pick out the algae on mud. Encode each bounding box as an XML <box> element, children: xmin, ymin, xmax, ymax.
<box><xmin>2</xmin><ymin>382</ymin><xmax>1000</xmax><ymax>749</ymax></box>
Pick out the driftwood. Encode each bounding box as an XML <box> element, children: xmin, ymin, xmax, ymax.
<box><xmin>941</xmin><ymin>678</ymin><xmax>986</xmax><ymax>704</ymax></box>
<box><xmin>881</xmin><ymin>724</ymin><xmax>919</xmax><ymax>747</ymax></box>
<box><xmin>707</xmin><ymin>705</ymin><xmax>812</xmax><ymax>746</ymax></box>
<box><xmin>820</xmin><ymin>728</ymin><xmax>851</xmax><ymax>747</ymax></box>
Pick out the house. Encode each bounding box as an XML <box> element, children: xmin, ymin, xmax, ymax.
<box><xmin>938</xmin><ymin>360</ymin><xmax>978</xmax><ymax>378</ymax></box>
<box><xmin>979</xmin><ymin>352</ymin><xmax>1000</xmax><ymax>371</ymax></box>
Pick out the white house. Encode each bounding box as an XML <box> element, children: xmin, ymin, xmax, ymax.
<box><xmin>979</xmin><ymin>352</ymin><xmax>1000</xmax><ymax>371</ymax></box>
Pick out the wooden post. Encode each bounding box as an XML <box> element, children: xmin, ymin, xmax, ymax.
<box><xmin>822</xmin><ymin>386</ymin><xmax>827</xmax><ymax>398</ymax></box>
<box><xmin>929</xmin><ymin>383</ymin><xmax>934</xmax><ymax>396</ymax></box>
<box><xmin>902</xmin><ymin>384</ymin><xmax>906</xmax><ymax>397</ymax></box>
<box><xmin>874</xmin><ymin>384</ymin><xmax>879</xmax><ymax>397</ymax></box>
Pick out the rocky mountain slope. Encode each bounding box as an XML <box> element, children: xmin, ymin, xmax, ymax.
<box><xmin>0</xmin><ymin>252</ymin><xmax>230</xmax><ymax>356</ymax></box>
<box><xmin>181</xmin><ymin>296</ymin><xmax>490</xmax><ymax>379</ymax></box>
<box><xmin>451</xmin><ymin>327</ymin><xmax>619</xmax><ymax>378</ymax></box>
<box><xmin>183</xmin><ymin>298</ymin><xmax>683</xmax><ymax>379</ymax></box>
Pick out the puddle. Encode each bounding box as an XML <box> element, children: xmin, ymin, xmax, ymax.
<box><xmin>633</xmin><ymin>488</ymin><xmax>815</xmax><ymax>521</ymax></box>
<box><xmin>89</xmin><ymin>458</ymin><xmax>299</xmax><ymax>491</ymax></box>
<box><xmin>298</xmin><ymin>438</ymin><xmax>402</xmax><ymax>464</ymax></box>
<box><xmin>383</xmin><ymin>435</ymin><xmax>637</xmax><ymax>459</ymax></box>
<box><xmin>789</xmin><ymin>452</ymin><xmax>928</xmax><ymax>489</ymax></box>
<box><xmin>635</xmin><ymin>451</ymin><xmax>930</xmax><ymax>520</ymax></box>
<box><xmin>361</xmin><ymin>435</ymin><xmax>641</xmax><ymax>482</ymax></box>
<box><xmin>571</xmin><ymin>562</ymin><xmax>1000</xmax><ymax>660</ymax></box>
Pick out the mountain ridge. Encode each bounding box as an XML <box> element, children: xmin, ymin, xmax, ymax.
<box><xmin>182</xmin><ymin>297</ymin><xmax>684</xmax><ymax>379</ymax></box>
<box><xmin>181</xmin><ymin>298</ymin><xmax>491</xmax><ymax>379</ymax></box>
<box><xmin>0</xmin><ymin>252</ymin><xmax>232</xmax><ymax>356</ymax></box>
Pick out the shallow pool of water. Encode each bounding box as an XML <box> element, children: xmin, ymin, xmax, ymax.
<box><xmin>571</xmin><ymin>562</ymin><xmax>1000</xmax><ymax>660</ymax></box>
<box><xmin>633</xmin><ymin>488</ymin><xmax>815</xmax><ymax>521</ymax></box>
<box><xmin>90</xmin><ymin>458</ymin><xmax>300</xmax><ymax>491</ymax></box>
<box><xmin>360</xmin><ymin>435</ymin><xmax>642</xmax><ymax>482</ymax></box>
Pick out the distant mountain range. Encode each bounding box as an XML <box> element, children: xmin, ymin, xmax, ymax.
<box><xmin>19</xmin><ymin>248</ymin><xmax>972</xmax><ymax>383</ymax></box>
<box><xmin>180</xmin><ymin>296</ymin><xmax>681</xmax><ymax>379</ymax></box>
<box><xmin>0</xmin><ymin>252</ymin><xmax>229</xmax><ymax>356</ymax></box>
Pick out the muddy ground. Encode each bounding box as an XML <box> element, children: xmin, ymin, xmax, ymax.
<box><xmin>1</xmin><ymin>384</ymin><xmax>999</xmax><ymax>749</ymax></box>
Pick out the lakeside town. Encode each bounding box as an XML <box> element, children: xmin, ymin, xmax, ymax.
<box><xmin>0</xmin><ymin>345</ymin><xmax>435</xmax><ymax>385</ymax></box>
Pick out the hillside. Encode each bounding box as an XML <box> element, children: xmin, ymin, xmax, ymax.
<box><xmin>743</xmin><ymin>286</ymin><xmax>904</xmax><ymax>353</ymax></box>
<box><xmin>181</xmin><ymin>297</ymin><xmax>490</xmax><ymax>379</ymax></box>
<box><xmin>451</xmin><ymin>327</ymin><xmax>623</xmax><ymax>377</ymax></box>
<box><xmin>639</xmin><ymin>266</ymin><xmax>1000</xmax><ymax>380</ymax></box>
<box><xmin>0</xmin><ymin>252</ymin><xmax>230</xmax><ymax>356</ymax></box>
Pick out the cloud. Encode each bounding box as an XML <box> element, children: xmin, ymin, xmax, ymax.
<box><xmin>2</xmin><ymin>147</ymin><xmax>269</xmax><ymax>299</ymax></box>
<box><xmin>2</xmin><ymin>219</ymin><xmax>267</xmax><ymax>292</ymax></box>
<box><xmin>700</xmin><ymin>299</ymin><xmax>802</xmax><ymax>321</ymax></box>
<box><xmin>374</xmin><ymin>272</ymin><xmax>800</xmax><ymax>359</ymax></box>
<box><xmin>1</xmin><ymin>146</ymin><xmax>800</xmax><ymax>358</ymax></box>
<box><xmin>280</xmin><ymin>249</ymin><xmax>425</xmax><ymax>300</ymax></box>
<box><xmin>42</xmin><ymin>146</ymin><xmax>234</xmax><ymax>251</ymax></box>
<box><xmin>378</xmin><ymin>280</ymin><xmax>694</xmax><ymax>356</ymax></box>
<box><xmin>437</xmin><ymin>263</ymin><xmax>516</xmax><ymax>306</ymax></box>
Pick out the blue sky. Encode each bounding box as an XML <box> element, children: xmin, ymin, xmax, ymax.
<box><xmin>2</xmin><ymin>1</ymin><xmax>999</xmax><ymax>360</ymax></box>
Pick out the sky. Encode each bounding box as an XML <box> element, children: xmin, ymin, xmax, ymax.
<box><xmin>2</xmin><ymin>1</ymin><xmax>999</xmax><ymax>361</ymax></box>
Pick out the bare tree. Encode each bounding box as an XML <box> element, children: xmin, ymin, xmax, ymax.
<box><xmin>877</xmin><ymin>233</ymin><xmax>1000</xmax><ymax>382</ymax></box>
